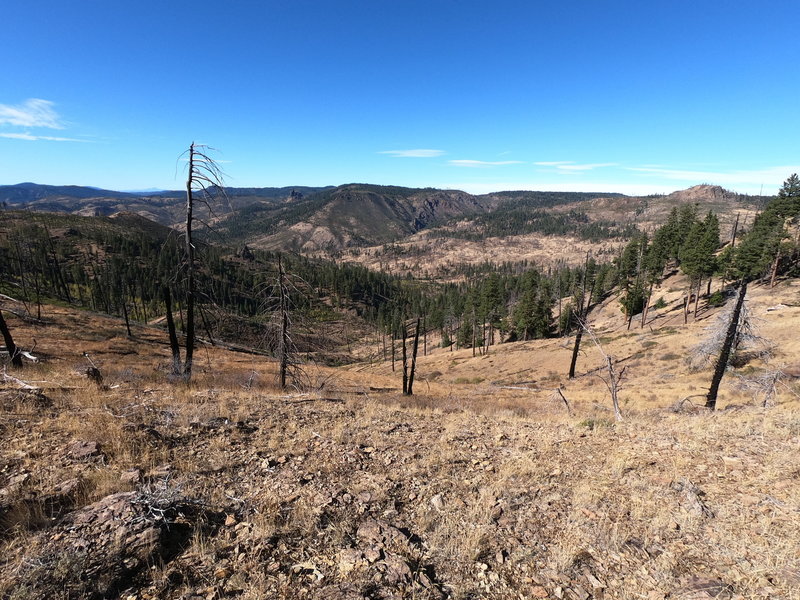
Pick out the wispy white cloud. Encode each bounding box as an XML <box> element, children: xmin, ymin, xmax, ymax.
<box><xmin>0</xmin><ymin>98</ymin><xmax>64</xmax><ymax>129</ymax></box>
<box><xmin>448</xmin><ymin>159</ymin><xmax>524</xmax><ymax>168</ymax></box>
<box><xmin>557</xmin><ymin>162</ymin><xmax>617</xmax><ymax>171</ymax></box>
<box><xmin>627</xmin><ymin>165</ymin><xmax>800</xmax><ymax>188</ymax></box>
<box><xmin>443</xmin><ymin>181</ymin><xmax>679</xmax><ymax>196</ymax></box>
<box><xmin>379</xmin><ymin>149</ymin><xmax>445</xmax><ymax>158</ymax></box>
<box><xmin>0</xmin><ymin>132</ymin><xmax>87</xmax><ymax>142</ymax></box>
<box><xmin>535</xmin><ymin>161</ymin><xmax>617</xmax><ymax>172</ymax></box>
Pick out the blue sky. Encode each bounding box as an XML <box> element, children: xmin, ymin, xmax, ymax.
<box><xmin>2</xmin><ymin>1</ymin><xmax>799</xmax><ymax>195</ymax></box>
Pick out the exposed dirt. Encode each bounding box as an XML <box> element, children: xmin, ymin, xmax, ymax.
<box><xmin>0</xmin><ymin>280</ymin><xmax>798</xmax><ymax>599</ymax></box>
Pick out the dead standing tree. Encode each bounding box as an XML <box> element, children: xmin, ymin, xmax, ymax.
<box><xmin>568</xmin><ymin>251</ymin><xmax>594</xmax><ymax>379</ymax></box>
<box><xmin>401</xmin><ymin>316</ymin><xmax>421</xmax><ymax>395</ymax></box>
<box><xmin>258</xmin><ymin>254</ymin><xmax>304</xmax><ymax>390</ymax></box>
<box><xmin>276</xmin><ymin>255</ymin><xmax>292</xmax><ymax>389</ymax></box>
<box><xmin>177</xmin><ymin>142</ymin><xmax>226</xmax><ymax>380</ymax></box>
<box><xmin>704</xmin><ymin>281</ymin><xmax>748</xmax><ymax>410</ymax></box>
<box><xmin>0</xmin><ymin>309</ymin><xmax>22</xmax><ymax>369</ymax></box>
<box><xmin>577</xmin><ymin>316</ymin><xmax>625</xmax><ymax>421</ymax></box>
<box><xmin>162</xmin><ymin>286</ymin><xmax>182</xmax><ymax>376</ymax></box>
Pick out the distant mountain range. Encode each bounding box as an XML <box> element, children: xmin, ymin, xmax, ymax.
<box><xmin>0</xmin><ymin>181</ymin><xmax>771</xmax><ymax>254</ymax></box>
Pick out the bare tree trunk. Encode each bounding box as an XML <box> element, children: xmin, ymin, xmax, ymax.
<box><xmin>605</xmin><ymin>356</ymin><xmax>624</xmax><ymax>421</ymax></box>
<box><xmin>641</xmin><ymin>281</ymin><xmax>654</xmax><ymax>328</ymax></box>
<box><xmin>277</xmin><ymin>255</ymin><xmax>290</xmax><ymax>389</ymax></box>
<box><xmin>401</xmin><ymin>322</ymin><xmax>408</xmax><ymax>394</ymax></box>
<box><xmin>706</xmin><ymin>281</ymin><xmax>748</xmax><ymax>410</ymax></box>
<box><xmin>0</xmin><ymin>309</ymin><xmax>22</xmax><ymax>368</ymax></box>
<box><xmin>557</xmin><ymin>283</ymin><xmax>563</xmax><ymax>336</ymax></box>
<box><xmin>568</xmin><ymin>254</ymin><xmax>592</xmax><ymax>379</ymax></box>
<box><xmin>730</xmin><ymin>212</ymin><xmax>740</xmax><ymax>247</ymax></box>
<box><xmin>568</xmin><ymin>327</ymin><xmax>583</xmax><ymax>379</ymax></box>
<box><xmin>770</xmin><ymin>251</ymin><xmax>780</xmax><ymax>288</ymax></box>
<box><xmin>471</xmin><ymin>306</ymin><xmax>476</xmax><ymax>357</ymax></box>
<box><xmin>406</xmin><ymin>317</ymin><xmax>421</xmax><ymax>395</ymax></box>
<box><xmin>423</xmin><ymin>314</ymin><xmax>427</xmax><ymax>357</ymax></box>
<box><xmin>163</xmin><ymin>286</ymin><xmax>181</xmax><ymax>376</ymax></box>
<box><xmin>197</xmin><ymin>304</ymin><xmax>216</xmax><ymax>345</ymax></box>
<box><xmin>693</xmin><ymin>280</ymin><xmax>701</xmax><ymax>318</ymax></box>
<box><xmin>683</xmin><ymin>293</ymin><xmax>689</xmax><ymax>324</ymax></box>
<box><xmin>121</xmin><ymin>300</ymin><xmax>132</xmax><ymax>337</ymax></box>
<box><xmin>183</xmin><ymin>143</ymin><xmax>196</xmax><ymax>379</ymax></box>
<box><xmin>580</xmin><ymin>317</ymin><xmax>625</xmax><ymax>421</ymax></box>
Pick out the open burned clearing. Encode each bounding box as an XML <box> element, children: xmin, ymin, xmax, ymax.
<box><xmin>0</xmin><ymin>304</ymin><xmax>799</xmax><ymax>600</ymax></box>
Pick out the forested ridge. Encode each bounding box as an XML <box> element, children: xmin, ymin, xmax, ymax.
<box><xmin>1</xmin><ymin>175</ymin><xmax>798</xmax><ymax>365</ymax></box>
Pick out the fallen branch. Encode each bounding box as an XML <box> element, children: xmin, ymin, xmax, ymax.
<box><xmin>2</xmin><ymin>369</ymin><xmax>40</xmax><ymax>391</ymax></box>
<box><xmin>552</xmin><ymin>387</ymin><xmax>572</xmax><ymax>416</ymax></box>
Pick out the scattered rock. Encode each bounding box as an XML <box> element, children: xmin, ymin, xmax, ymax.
<box><xmin>380</xmin><ymin>553</ymin><xmax>413</xmax><ymax>585</ymax></box>
<box><xmin>338</xmin><ymin>548</ymin><xmax>364</xmax><ymax>575</ymax></box>
<box><xmin>8</xmin><ymin>491</ymin><xmax>223</xmax><ymax>598</ymax></box>
<box><xmin>674</xmin><ymin>576</ymin><xmax>734</xmax><ymax>599</ymax></box>
<box><xmin>66</xmin><ymin>440</ymin><xmax>103</xmax><ymax>461</ymax></box>
<box><xmin>121</xmin><ymin>469</ymin><xmax>142</xmax><ymax>485</ymax></box>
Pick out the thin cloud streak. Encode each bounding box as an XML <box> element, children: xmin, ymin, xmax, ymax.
<box><xmin>0</xmin><ymin>99</ymin><xmax>64</xmax><ymax>129</ymax></box>
<box><xmin>535</xmin><ymin>161</ymin><xmax>617</xmax><ymax>171</ymax></box>
<box><xmin>379</xmin><ymin>149</ymin><xmax>444</xmax><ymax>158</ymax></box>
<box><xmin>627</xmin><ymin>165</ymin><xmax>800</xmax><ymax>187</ymax></box>
<box><xmin>443</xmin><ymin>181</ymin><xmax>679</xmax><ymax>196</ymax></box>
<box><xmin>449</xmin><ymin>159</ymin><xmax>524</xmax><ymax>168</ymax></box>
<box><xmin>557</xmin><ymin>162</ymin><xmax>617</xmax><ymax>171</ymax></box>
<box><xmin>0</xmin><ymin>132</ymin><xmax>87</xmax><ymax>142</ymax></box>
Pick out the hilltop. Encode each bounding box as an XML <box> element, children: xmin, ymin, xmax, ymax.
<box><xmin>1</xmin><ymin>182</ymin><xmax>768</xmax><ymax>272</ymax></box>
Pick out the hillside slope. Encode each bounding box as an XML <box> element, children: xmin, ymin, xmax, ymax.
<box><xmin>0</xmin><ymin>280</ymin><xmax>798</xmax><ymax>599</ymax></box>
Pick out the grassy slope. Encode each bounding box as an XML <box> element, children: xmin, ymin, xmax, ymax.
<box><xmin>0</xmin><ymin>273</ymin><xmax>798</xmax><ymax>599</ymax></box>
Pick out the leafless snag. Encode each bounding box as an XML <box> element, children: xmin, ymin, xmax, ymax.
<box><xmin>688</xmin><ymin>285</ymin><xmax>766</xmax><ymax>373</ymax></box>
<box><xmin>257</xmin><ymin>254</ymin><xmax>308</xmax><ymax>391</ymax></box>
<box><xmin>735</xmin><ymin>363</ymin><xmax>788</xmax><ymax>408</ymax></box>
<box><xmin>550</xmin><ymin>387</ymin><xmax>572</xmax><ymax>416</ymax></box>
<box><xmin>577</xmin><ymin>316</ymin><xmax>625</xmax><ymax>421</ymax></box>
<box><xmin>177</xmin><ymin>142</ymin><xmax>227</xmax><ymax>380</ymax></box>
<box><xmin>705</xmin><ymin>281</ymin><xmax>749</xmax><ymax>410</ymax></box>
<box><xmin>400</xmin><ymin>316</ymin><xmax>422</xmax><ymax>395</ymax></box>
<box><xmin>0</xmin><ymin>309</ymin><xmax>22</xmax><ymax>368</ymax></box>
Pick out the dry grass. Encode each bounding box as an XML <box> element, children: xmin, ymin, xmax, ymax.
<box><xmin>0</xmin><ymin>285</ymin><xmax>798</xmax><ymax>599</ymax></box>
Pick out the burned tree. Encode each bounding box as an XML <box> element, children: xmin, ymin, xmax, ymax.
<box><xmin>578</xmin><ymin>318</ymin><xmax>625</xmax><ymax>421</ymax></box>
<box><xmin>568</xmin><ymin>252</ymin><xmax>594</xmax><ymax>379</ymax></box>
<box><xmin>177</xmin><ymin>142</ymin><xmax>226</xmax><ymax>380</ymax></box>
<box><xmin>705</xmin><ymin>281</ymin><xmax>748</xmax><ymax>410</ymax></box>
<box><xmin>401</xmin><ymin>316</ymin><xmax>422</xmax><ymax>395</ymax></box>
<box><xmin>258</xmin><ymin>254</ymin><xmax>303</xmax><ymax>390</ymax></box>
<box><xmin>0</xmin><ymin>309</ymin><xmax>22</xmax><ymax>368</ymax></box>
<box><xmin>162</xmin><ymin>286</ymin><xmax>181</xmax><ymax>376</ymax></box>
<box><xmin>276</xmin><ymin>255</ymin><xmax>292</xmax><ymax>390</ymax></box>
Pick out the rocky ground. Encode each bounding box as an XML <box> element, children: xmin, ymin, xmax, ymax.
<box><xmin>0</xmin><ymin>284</ymin><xmax>799</xmax><ymax>600</ymax></box>
<box><xmin>1</xmin><ymin>371</ymin><xmax>799</xmax><ymax>599</ymax></box>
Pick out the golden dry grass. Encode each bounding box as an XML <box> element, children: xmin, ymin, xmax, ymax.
<box><xmin>0</xmin><ymin>281</ymin><xmax>798</xmax><ymax>599</ymax></box>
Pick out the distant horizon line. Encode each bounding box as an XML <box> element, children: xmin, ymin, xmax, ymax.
<box><xmin>0</xmin><ymin>180</ymin><xmax>777</xmax><ymax>199</ymax></box>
